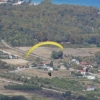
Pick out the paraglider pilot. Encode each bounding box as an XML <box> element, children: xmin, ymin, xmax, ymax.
<box><xmin>48</xmin><ymin>70</ymin><xmax>51</xmax><ymax>76</ymax></box>
<box><xmin>48</xmin><ymin>67</ymin><xmax>53</xmax><ymax>76</ymax></box>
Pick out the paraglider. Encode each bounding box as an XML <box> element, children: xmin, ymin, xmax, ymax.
<box><xmin>25</xmin><ymin>41</ymin><xmax>64</xmax><ymax>76</ymax></box>
<box><xmin>48</xmin><ymin>67</ymin><xmax>53</xmax><ymax>76</ymax></box>
<box><xmin>26</xmin><ymin>41</ymin><xmax>64</xmax><ymax>58</ymax></box>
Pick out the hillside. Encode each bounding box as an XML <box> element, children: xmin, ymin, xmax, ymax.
<box><xmin>0</xmin><ymin>3</ymin><xmax>100</xmax><ymax>46</ymax></box>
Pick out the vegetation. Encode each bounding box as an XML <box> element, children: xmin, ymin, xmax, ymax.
<box><xmin>0</xmin><ymin>60</ymin><xmax>11</xmax><ymax>69</ymax></box>
<box><xmin>0</xmin><ymin>94</ymin><xmax>27</xmax><ymax>100</ymax></box>
<box><xmin>95</xmin><ymin>51</ymin><xmax>100</xmax><ymax>60</ymax></box>
<box><xmin>1</xmin><ymin>72</ymin><xmax>84</xmax><ymax>91</ymax></box>
<box><xmin>0</xmin><ymin>59</ymin><xmax>17</xmax><ymax>70</ymax></box>
<box><xmin>51</xmin><ymin>51</ymin><xmax>63</xmax><ymax>59</ymax></box>
<box><xmin>32</xmin><ymin>62</ymin><xmax>37</xmax><ymax>67</ymax></box>
<box><xmin>32</xmin><ymin>95</ymin><xmax>50</xmax><ymax>100</ymax></box>
<box><xmin>0</xmin><ymin>3</ymin><xmax>100</xmax><ymax>47</ymax></box>
<box><xmin>4</xmin><ymin>84</ymin><xmax>42</xmax><ymax>90</ymax></box>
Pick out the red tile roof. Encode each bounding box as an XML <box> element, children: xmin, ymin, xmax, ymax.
<box><xmin>80</xmin><ymin>61</ymin><xmax>88</xmax><ymax>65</ymax></box>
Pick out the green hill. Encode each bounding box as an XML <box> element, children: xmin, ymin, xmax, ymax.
<box><xmin>0</xmin><ymin>3</ymin><xmax>100</xmax><ymax>46</ymax></box>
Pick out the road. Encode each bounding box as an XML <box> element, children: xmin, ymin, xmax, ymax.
<box><xmin>1</xmin><ymin>40</ymin><xmax>51</xmax><ymax>61</ymax></box>
<box><xmin>8</xmin><ymin>67</ymin><xmax>37</xmax><ymax>73</ymax></box>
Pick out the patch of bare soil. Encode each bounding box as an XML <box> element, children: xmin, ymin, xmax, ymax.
<box><xmin>17</xmin><ymin>47</ymin><xmax>100</xmax><ymax>58</ymax></box>
<box><xmin>1</xmin><ymin>59</ymin><xmax>29</xmax><ymax>65</ymax></box>
<box><xmin>18</xmin><ymin>68</ymin><xmax>70</xmax><ymax>78</ymax></box>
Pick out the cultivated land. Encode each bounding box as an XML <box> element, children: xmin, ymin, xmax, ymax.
<box><xmin>17</xmin><ymin>69</ymin><xmax>71</xmax><ymax>78</ymax></box>
<box><xmin>1</xmin><ymin>59</ymin><xmax>29</xmax><ymax>65</ymax></box>
<box><xmin>1</xmin><ymin>46</ymin><xmax>100</xmax><ymax>65</ymax></box>
<box><xmin>0</xmin><ymin>79</ymin><xmax>61</xmax><ymax>100</ymax></box>
<box><xmin>2</xmin><ymin>48</ymin><xmax>24</xmax><ymax>57</ymax></box>
<box><xmin>17</xmin><ymin>47</ymin><xmax>100</xmax><ymax>58</ymax></box>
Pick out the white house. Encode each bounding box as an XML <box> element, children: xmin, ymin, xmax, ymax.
<box><xmin>9</xmin><ymin>54</ymin><xmax>13</xmax><ymax>59</ymax></box>
<box><xmin>0</xmin><ymin>0</ymin><xmax>7</xmax><ymax>4</ymax></box>
<box><xmin>13</xmin><ymin>0</ymin><xmax>24</xmax><ymax>5</ymax></box>
<box><xmin>70</xmin><ymin>59</ymin><xmax>80</xmax><ymax>65</ymax></box>
<box><xmin>87</xmin><ymin>76</ymin><xmax>95</xmax><ymax>80</ymax></box>
<box><xmin>80</xmin><ymin>70</ymin><xmax>86</xmax><ymax>75</ymax></box>
<box><xmin>87</xmin><ymin>86</ymin><xmax>95</xmax><ymax>91</ymax></box>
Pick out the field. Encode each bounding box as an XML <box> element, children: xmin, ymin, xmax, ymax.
<box><xmin>17</xmin><ymin>68</ymin><xmax>71</xmax><ymax>78</ymax></box>
<box><xmin>1</xmin><ymin>59</ymin><xmax>29</xmax><ymax>65</ymax></box>
<box><xmin>17</xmin><ymin>47</ymin><xmax>100</xmax><ymax>58</ymax></box>
<box><xmin>0</xmin><ymin>78</ymin><xmax>62</xmax><ymax>100</ymax></box>
<box><xmin>2</xmin><ymin>48</ymin><xmax>24</xmax><ymax>57</ymax></box>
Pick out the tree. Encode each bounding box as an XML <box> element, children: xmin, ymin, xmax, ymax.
<box><xmin>62</xmin><ymin>91</ymin><xmax>72</xmax><ymax>99</ymax></box>
<box><xmin>51</xmin><ymin>51</ymin><xmax>63</xmax><ymax>59</ymax></box>
<box><xmin>63</xmin><ymin>60</ymin><xmax>69</xmax><ymax>70</ymax></box>
<box><xmin>41</xmin><ymin>0</ymin><xmax>52</xmax><ymax>4</ymax></box>
<box><xmin>32</xmin><ymin>62</ymin><xmax>37</xmax><ymax>67</ymax></box>
<box><xmin>51</xmin><ymin>51</ymin><xmax>59</xmax><ymax>59</ymax></box>
<box><xmin>11</xmin><ymin>95</ymin><xmax>28</xmax><ymax>100</ymax></box>
<box><xmin>58</xmin><ymin>51</ymin><xmax>63</xmax><ymax>58</ymax></box>
<box><xmin>77</xmin><ymin>95</ymin><xmax>87</xmax><ymax>100</ymax></box>
<box><xmin>95</xmin><ymin>51</ymin><xmax>100</xmax><ymax>60</ymax></box>
<box><xmin>86</xmin><ymin>68</ymin><xmax>88</xmax><ymax>72</ymax></box>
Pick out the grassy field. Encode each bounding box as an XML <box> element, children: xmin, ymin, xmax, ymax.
<box><xmin>17</xmin><ymin>47</ymin><xmax>100</xmax><ymax>58</ymax></box>
<box><xmin>1</xmin><ymin>46</ymin><xmax>100</xmax><ymax>65</ymax></box>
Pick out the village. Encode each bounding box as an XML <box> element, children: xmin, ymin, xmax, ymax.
<box><xmin>0</xmin><ymin>0</ymin><xmax>40</xmax><ymax>5</ymax></box>
<box><xmin>1</xmin><ymin>47</ymin><xmax>100</xmax><ymax>92</ymax></box>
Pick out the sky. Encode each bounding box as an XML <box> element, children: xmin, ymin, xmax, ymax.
<box><xmin>30</xmin><ymin>0</ymin><xmax>100</xmax><ymax>10</ymax></box>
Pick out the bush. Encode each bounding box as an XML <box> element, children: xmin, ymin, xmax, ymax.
<box><xmin>51</xmin><ymin>51</ymin><xmax>63</xmax><ymax>59</ymax></box>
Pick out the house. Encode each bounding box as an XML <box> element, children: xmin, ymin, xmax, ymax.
<box><xmin>33</xmin><ymin>3</ymin><xmax>40</xmax><ymax>5</ymax></box>
<box><xmin>88</xmin><ymin>65</ymin><xmax>93</xmax><ymax>68</ymax></box>
<box><xmin>92</xmin><ymin>62</ymin><xmax>97</xmax><ymax>66</ymax></box>
<box><xmin>69</xmin><ymin>68</ymin><xmax>75</xmax><ymax>72</ymax></box>
<box><xmin>8</xmin><ymin>54</ymin><xmax>13</xmax><ymax>59</ymax></box>
<box><xmin>60</xmin><ymin>65</ymin><xmax>66</xmax><ymax>69</ymax></box>
<box><xmin>80</xmin><ymin>70</ymin><xmax>86</xmax><ymax>75</ymax></box>
<box><xmin>80</xmin><ymin>61</ymin><xmax>89</xmax><ymax>66</ymax></box>
<box><xmin>87</xmin><ymin>86</ymin><xmax>95</xmax><ymax>91</ymax></box>
<box><xmin>13</xmin><ymin>0</ymin><xmax>24</xmax><ymax>5</ymax></box>
<box><xmin>87</xmin><ymin>76</ymin><xmax>95</xmax><ymax>80</ymax></box>
<box><xmin>0</xmin><ymin>0</ymin><xmax>8</xmax><ymax>4</ymax></box>
<box><xmin>98</xmin><ymin>67</ymin><xmax>100</xmax><ymax>72</ymax></box>
<box><xmin>17</xmin><ymin>66</ymin><xmax>24</xmax><ymax>70</ymax></box>
<box><xmin>82</xmin><ymin>66</ymin><xmax>87</xmax><ymax>71</ymax></box>
<box><xmin>70</xmin><ymin>59</ymin><xmax>80</xmax><ymax>65</ymax></box>
<box><xmin>42</xmin><ymin>61</ymin><xmax>50</xmax><ymax>66</ymax></box>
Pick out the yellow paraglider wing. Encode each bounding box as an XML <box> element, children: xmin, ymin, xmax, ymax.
<box><xmin>26</xmin><ymin>41</ymin><xmax>64</xmax><ymax>58</ymax></box>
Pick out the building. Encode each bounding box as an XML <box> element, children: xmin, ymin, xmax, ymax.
<box><xmin>8</xmin><ymin>54</ymin><xmax>13</xmax><ymax>59</ymax></box>
<box><xmin>80</xmin><ymin>61</ymin><xmax>89</xmax><ymax>66</ymax></box>
<box><xmin>13</xmin><ymin>0</ymin><xmax>24</xmax><ymax>5</ymax></box>
<box><xmin>87</xmin><ymin>76</ymin><xmax>95</xmax><ymax>80</ymax></box>
<box><xmin>70</xmin><ymin>59</ymin><xmax>80</xmax><ymax>65</ymax></box>
<box><xmin>0</xmin><ymin>0</ymin><xmax>8</xmax><ymax>4</ymax></box>
<box><xmin>0</xmin><ymin>0</ymin><xmax>7</xmax><ymax>2</ymax></box>
<box><xmin>80</xmin><ymin>70</ymin><xmax>86</xmax><ymax>75</ymax></box>
<box><xmin>60</xmin><ymin>65</ymin><xmax>66</xmax><ymax>69</ymax></box>
<box><xmin>17</xmin><ymin>66</ymin><xmax>24</xmax><ymax>70</ymax></box>
<box><xmin>87</xmin><ymin>86</ymin><xmax>95</xmax><ymax>91</ymax></box>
